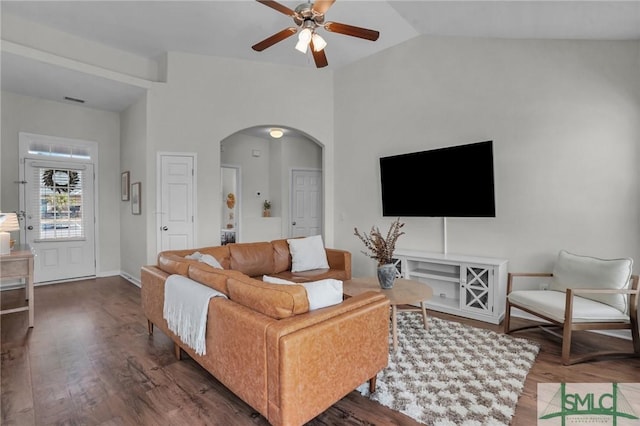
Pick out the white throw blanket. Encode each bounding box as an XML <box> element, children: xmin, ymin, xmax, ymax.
<box><xmin>163</xmin><ymin>274</ymin><xmax>227</xmax><ymax>356</ymax></box>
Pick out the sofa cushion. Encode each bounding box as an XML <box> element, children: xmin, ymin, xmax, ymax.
<box><xmin>508</xmin><ymin>290</ymin><xmax>630</xmax><ymax>323</ymax></box>
<box><xmin>229</xmin><ymin>242</ymin><xmax>276</xmax><ymax>277</ymax></box>
<box><xmin>158</xmin><ymin>253</ymin><xmax>193</xmax><ymax>276</ymax></box>
<box><xmin>273</xmin><ymin>268</ymin><xmax>346</xmax><ymax>283</ymax></box>
<box><xmin>188</xmin><ymin>264</ymin><xmax>246</xmax><ymax>295</ymax></box>
<box><xmin>287</xmin><ymin>235</ymin><xmax>329</xmax><ymax>272</ymax></box>
<box><xmin>271</xmin><ymin>239</ymin><xmax>292</xmax><ymax>273</ymax></box>
<box><xmin>550</xmin><ymin>250</ymin><xmax>633</xmax><ymax>313</ymax></box>
<box><xmin>227</xmin><ymin>275</ymin><xmax>309</xmax><ymax>319</ymax></box>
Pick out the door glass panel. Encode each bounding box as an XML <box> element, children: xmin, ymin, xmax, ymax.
<box><xmin>35</xmin><ymin>167</ymin><xmax>85</xmax><ymax>240</ymax></box>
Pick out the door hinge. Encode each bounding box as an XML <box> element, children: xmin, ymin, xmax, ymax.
<box><xmin>192</xmin><ymin>169</ymin><xmax>194</xmax><ymax>176</ymax></box>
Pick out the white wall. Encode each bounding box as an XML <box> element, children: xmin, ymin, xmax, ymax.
<box><xmin>142</xmin><ymin>52</ymin><xmax>334</xmax><ymax>265</ymax></box>
<box><xmin>221</xmin><ymin>133</ymin><xmax>272</xmax><ymax>224</ymax></box>
<box><xmin>1</xmin><ymin>90</ymin><xmax>122</xmax><ymax>275</ymax></box>
<box><xmin>120</xmin><ymin>94</ymin><xmax>147</xmax><ymax>282</ymax></box>
<box><xmin>334</xmin><ymin>37</ymin><xmax>640</xmax><ymax>277</ymax></box>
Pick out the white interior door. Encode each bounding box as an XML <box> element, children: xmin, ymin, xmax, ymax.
<box><xmin>24</xmin><ymin>160</ymin><xmax>96</xmax><ymax>283</ymax></box>
<box><xmin>158</xmin><ymin>154</ymin><xmax>196</xmax><ymax>252</ymax></box>
<box><xmin>290</xmin><ymin>169</ymin><xmax>322</xmax><ymax>237</ymax></box>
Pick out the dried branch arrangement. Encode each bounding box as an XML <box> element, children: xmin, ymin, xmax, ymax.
<box><xmin>354</xmin><ymin>218</ymin><xmax>405</xmax><ymax>266</ymax></box>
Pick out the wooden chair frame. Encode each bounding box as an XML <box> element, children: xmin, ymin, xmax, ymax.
<box><xmin>504</xmin><ymin>272</ymin><xmax>639</xmax><ymax>365</ymax></box>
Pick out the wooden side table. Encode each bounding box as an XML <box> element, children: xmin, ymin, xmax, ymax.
<box><xmin>343</xmin><ymin>277</ymin><xmax>433</xmax><ymax>352</ymax></box>
<box><xmin>0</xmin><ymin>245</ymin><xmax>34</xmax><ymax>328</ymax></box>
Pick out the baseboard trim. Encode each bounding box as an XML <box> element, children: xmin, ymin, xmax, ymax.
<box><xmin>120</xmin><ymin>272</ymin><xmax>141</xmax><ymax>288</ymax></box>
<box><xmin>510</xmin><ymin>308</ymin><xmax>632</xmax><ymax>341</ymax></box>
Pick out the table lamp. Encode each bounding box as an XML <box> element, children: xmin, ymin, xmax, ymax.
<box><xmin>0</xmin><ymin>212</ymin><xmax>20</xmax><ymax>255</ymax></box>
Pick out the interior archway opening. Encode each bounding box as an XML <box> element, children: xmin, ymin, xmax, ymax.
<box><xmin>220</xmin><ymin>126</ymin><xmax>324</xmax><ymax>244</ymax></box>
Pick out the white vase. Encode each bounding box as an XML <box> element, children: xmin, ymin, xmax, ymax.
<box><xmin>377</xmin><ymin>264</ymin><xmax>396</xmax><ymax>289</ymax></box>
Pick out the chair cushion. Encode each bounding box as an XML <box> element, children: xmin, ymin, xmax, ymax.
<box><xmin>550</xmin><ymin>250</ymin><xmax>633</xmax><ymax>313</ymax></box>
<box><xmin>508</xmin><ymin>290</ymin><xmax>630</xmax><ymax>323</ymax></box>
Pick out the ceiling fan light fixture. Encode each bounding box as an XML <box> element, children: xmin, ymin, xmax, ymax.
<box><xmin>269</xmin><ymin>128</ymin><xmax>284</xmax><ymax>139</ymax></box>
<box><xmin>295</xmin><ymin>27</ymin><xmax>313</xmax><ymax>53</ymax></box>
<box><xmin>298</xmin><ymin>27</ymin><xmax>313</xmax><ymax>43</ymax></box>
<box><xmin>312</xmin><ymin>33</ymin><xmax>327</xmax><ymax>51</ymax></box>
<box><xmin>295</xmin><ymin>39</ymin><xmax>309</xmax><ymax>54</ymax></box>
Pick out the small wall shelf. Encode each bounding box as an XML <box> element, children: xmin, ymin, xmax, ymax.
<box><xmin>393</xmin><ymin>249</ymin><xmax>508</xmax><ymax>324</ymax></box>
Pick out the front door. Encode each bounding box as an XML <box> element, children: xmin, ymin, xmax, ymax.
<box><xmin>290</xmin><ymin>169</ymin><xmax>322</xmax><ymax>237</ymax></box>
<box><xmin>157</xmin><ymin>153</ymin><xmax>196</xmax><ymax>252</ymax></box>
<box><xmin>24</xmin><ymin>160</ymin><xmax>96</xmax><ymax>283</ymax></box>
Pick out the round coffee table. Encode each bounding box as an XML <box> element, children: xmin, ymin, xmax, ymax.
<box><xmin>343</xmin><ymin>277</ymin><xmax>433</xmax><ymax>352</ymax></box>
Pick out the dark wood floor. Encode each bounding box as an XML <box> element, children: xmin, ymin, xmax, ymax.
<box><xmin>1</xmin><ymin>277</ymin><xmax>638</xmax><ymax>425</ymax></box>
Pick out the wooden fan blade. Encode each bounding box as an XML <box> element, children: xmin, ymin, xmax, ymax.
<box><xmin>312</xmin><ymin>0</ymin><xmax>336</xmax><ymax>15</ymax></box>
<box><xmin>252</xmin><ymin>27</ymin><xmax>297</xmax><ymax>51</ymax></box>
<box><xmin>324</xmin><ymin>21</ymin><xmax>380</xmax><ymax>41</ymax></box>
<box><xmin>256</xmin><ymin>0</ymin><xmax>296</xmax><ymax>16</ymax></box>
<box><xmin>310</xmin><ymin>39</ymin><xmax>328</xmax><ymax>68</ymax></box>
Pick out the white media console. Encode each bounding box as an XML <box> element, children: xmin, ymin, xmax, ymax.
<box><xmin>393</xmin><ymin>249</ymin><xmax>508</xmax><ymax>324</ymax></box>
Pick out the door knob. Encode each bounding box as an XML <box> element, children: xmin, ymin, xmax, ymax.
<box><xmin>161</xmin><ymin>226</ymin><xmax>168</xmax><ymax>231</ymax></box>
<box><xmin>292</xmin><ymin>221</ymin><xmax>296</xmax><ymax>226</ymax></box>
<box><xmin>27</xmin><ymin>225</ymin><xmax>33</xmax><ymax>230</ymax></box>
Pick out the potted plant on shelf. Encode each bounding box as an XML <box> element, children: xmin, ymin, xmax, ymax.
<box><xmin>263</xmin><ymin>200</ymin><xmax>271</xmax><ymax>217</ymax></box>
<box><xmin>354</xmin><ymin>218</ymin><xmax>405</xmax><ymax>289</ymax></box>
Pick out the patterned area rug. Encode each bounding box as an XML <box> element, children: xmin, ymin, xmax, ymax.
<box><xmin>358</xmin><ymin>312</ymin><xmax>540</xmax><ymax>425</ymax></box>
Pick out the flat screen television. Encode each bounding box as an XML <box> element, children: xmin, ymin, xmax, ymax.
<box><xmin>380</xmin><ymin>141</ymin><xmax>496</xmax><ymax>217</ymax></box>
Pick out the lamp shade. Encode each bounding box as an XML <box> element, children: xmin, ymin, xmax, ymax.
<box><xmin>0</xmin><ymin>212</ymin><xmax>19</xmax><ymax>232</ymax></box>
<box><xmin>0</xmin><ymin>212</ymin><xmax>20</xmax><ymax>255</ymax></box>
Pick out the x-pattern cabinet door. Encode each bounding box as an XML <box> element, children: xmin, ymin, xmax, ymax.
<box><xmin>460</xmin><ymin>265</ymin><xmax>493</xmax><ymax>315</ymax></box>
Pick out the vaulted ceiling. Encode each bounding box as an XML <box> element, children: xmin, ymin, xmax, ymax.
<box><xmin>2</xmin><ymin>1</ymin><xmax>639</xmax><ymax>111</ymax></box>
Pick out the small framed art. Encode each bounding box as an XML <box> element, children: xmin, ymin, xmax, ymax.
<box><xmin>121</xmin><ymin>171</ymin><xmax>130</xmax><ymax>201</ymax></box>
<box><xmin>131</xmin><ymin>182</ymin><xmax>141</xmax><ymax>215</ymax></box>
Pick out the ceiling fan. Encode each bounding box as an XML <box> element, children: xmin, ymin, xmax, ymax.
<box><xmin>252</xmin><ymin>0</ymin><xmax>380</xmax><ymax>68</ymax></box>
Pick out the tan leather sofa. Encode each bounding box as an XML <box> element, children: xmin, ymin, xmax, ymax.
<box><xmin>141</xmin><ymin>239</ymin><xmax>390</xmax><ymax>426</ymax></box>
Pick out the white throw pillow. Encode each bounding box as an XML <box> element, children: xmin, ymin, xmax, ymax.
<box><xmin>199</xmin><ymin>254</ymin><xmax>223</xmax><ymax>269</ymax></box>
<box><xmin>287</xmin><ymin>235</ymin><xmax>330</xmax><ymax>272</ymax></box>
<box><xmin>263</xmin><ymin>276</ymin><xmax>343</xmax><ymax>311</ymax></box>
<box><xmin>263</xmin><ymin>275</ymin><xmax>296</xmax><ymax>285</ymax></box>
<box><xmin>302</xmin><ymin>279</ymin><xmax>343</xmax><ymax>310</ymax></box>
<box><xmin>185</xmin><ymin>251</ymin><xmax>223</xmax><ymax>269</ymax></box>
<box><xmin>185</xmin><ymin>251</ymin><xmax>202</xmax><ymax>260</ymax></box>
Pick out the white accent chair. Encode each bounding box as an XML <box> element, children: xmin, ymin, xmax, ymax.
<box><xmin>504</xmin><ymin>250</ymin><xmax>639</xmax><ymax>365</ymax></box>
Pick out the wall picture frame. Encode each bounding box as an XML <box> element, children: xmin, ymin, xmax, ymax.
<box><xmin>131</xmin><ymin>182</ymin><xmax>141</xmax><ymax>215</ymax></box>
<box><xmin>121</xmin><ymin>171</ymin><xmax>130</xmax><ymax>201</ymax></box>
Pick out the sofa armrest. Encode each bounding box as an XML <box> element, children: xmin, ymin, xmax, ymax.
<box><xmin>325</xmin><ymin>248</ymin><xmax>351</xmax><ymax>280</ymax></box>
<box><xmin>265</xmin><ymin>292</ymin><xmax>389</xmax><ymax>426</ymax></box>
<box><xmin>141</xmin><ymin>265</ymin><xmax>171</xmax><ymax>329</ymax></box>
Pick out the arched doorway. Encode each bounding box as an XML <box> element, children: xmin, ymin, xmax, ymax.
<box><xmin>220</xmin><ymin>126</ymin><xmax>323</xmax><ymax>243</ymax></box>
